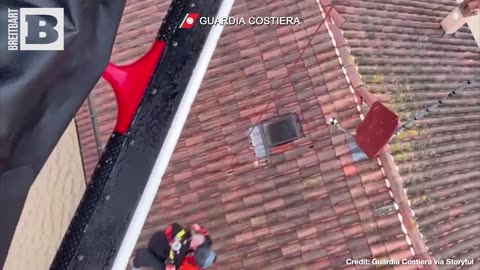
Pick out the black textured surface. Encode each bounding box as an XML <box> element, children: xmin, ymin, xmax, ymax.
<box><xmin>50</xmin><ymin>133</ymin><xmax>126</xmax><ymax>269</ymax></box>
<box><xmin>156</xmin><ymin>0</ymin><xmax>187</xmax><ymax>43</ymax></box>
<box><xmin>50</xmin><ymin>0</ymin><xmax>222</xmax><ymax>269</ymax></box>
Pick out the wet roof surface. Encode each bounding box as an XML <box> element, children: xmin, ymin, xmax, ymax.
<box><xmin>75</xmin><ymin>0</ymin><xmax>480</xmax><ymax>269</ymax></box>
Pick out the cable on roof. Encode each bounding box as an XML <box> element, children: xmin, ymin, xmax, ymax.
<box><xmin>221</xmin><ymin>5</ymin><xmax>337</xmax><ymax>172</ymax></box>
<box><xmin>395</xmin><ymin>76</ymin><xmax>479</xmax><ymax>133</ymax></box>
<box><xmin>246</xmin><ymin>5</ymin><xmax>335</xmax><ymax>138</ymax></box>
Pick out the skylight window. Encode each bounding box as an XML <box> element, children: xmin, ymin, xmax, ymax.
<box><xmin>249</xmin><ymin>114</ymin><xmax>303</xmax><ymax>158</ymax></box>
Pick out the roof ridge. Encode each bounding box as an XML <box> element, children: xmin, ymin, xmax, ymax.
<box><xmin>316</xmin><ymin>0</ymin><xmax>437</xmax><ymax>267</ymax></box>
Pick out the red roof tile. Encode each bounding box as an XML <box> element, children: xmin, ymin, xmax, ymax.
<box><xmin>131</xmin><ymin>1</ymin><xmax>414</xmax><ymax>269</ymax></box>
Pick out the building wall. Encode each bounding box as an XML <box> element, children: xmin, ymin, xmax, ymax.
<box><xmin>3</xmin><ymin>122</ymin><xmax>86</xmax><ymax>270</ymax></box>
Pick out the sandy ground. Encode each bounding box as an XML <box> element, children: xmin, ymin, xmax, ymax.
<box><xmin>3</xmin><ymin>122</ymin><xmax>86</xmax><ymax>270</ymax></box>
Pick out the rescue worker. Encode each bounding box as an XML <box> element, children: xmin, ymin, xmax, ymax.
<box><xmin>131</xmin><ymin>223</ymin><xmax>216</xmax><ymax>270</ymax></box>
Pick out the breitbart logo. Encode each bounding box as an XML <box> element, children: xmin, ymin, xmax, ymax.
<box><xmin>179</xmin><ymin>13</ymin><xmax>199</xmax><ymax>29</ymax></box>
<box><xmin>7</xmin><ymin>8</ymin><xmax>64</xmax><ymax>51</ymax></box>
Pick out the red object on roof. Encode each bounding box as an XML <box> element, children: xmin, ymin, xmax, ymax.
<box><xmin>355</xmin><ymin>101</ymin><xmax>399</xmax><ymax>159</ymax></box>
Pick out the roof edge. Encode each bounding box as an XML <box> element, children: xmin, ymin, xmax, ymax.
<box><xmin>316</xmin><ymin>1</ymin><xmax>438</xmax><ymax>267</ymax></box>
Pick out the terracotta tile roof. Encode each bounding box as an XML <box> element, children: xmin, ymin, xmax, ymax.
<box><xmin>331</xmin><ymin>0</ymin><xmax>480</xmax><ymax>266</ymax></box>
<box><xmin>131</xmin><ymin>0</ymin><xmax>417</xmax><ymax>269</ymax></box>
<box><xmin>73</xmin><ymin>0</ymin><xmax>480</xmax><ymax>269</ymax></box>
